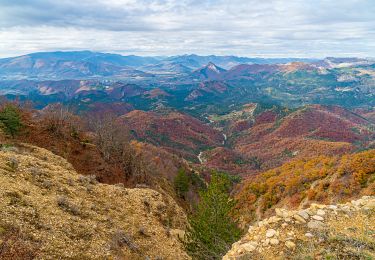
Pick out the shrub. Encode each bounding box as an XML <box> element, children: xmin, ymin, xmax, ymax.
<box><xmin>6</xmin><ymin>191</ymin><xmax>28</xmax><ymax>206</ymax></box>
<box><xmin>57</xmin><ymin>196</ymin><xmax>81</xmax><ymax>216</ymax></box>
<box><xmin>42</xmin><ymin>104</ymin><xmax>81</xmax><ymax>136</ymax></box>
<box><xmin>0</xmin><ymin>104</ymin><xmax>23</xmax><ymax>138</ymax></box>
<box><xmin>190</xmin><ymin>171</ymin><xmax>206</xmax><ymax>189</ymax></box>
<box><xmin>0</xmin><ymin>144</ymin><xmax>18</xmax><ymax>152</ymax></box>
<box><xmin>7</xmin><ymin>156</ymin><xmax>19</xmax><ymax>172</ymax></box>
<box><xmin>78</xmin><ymin>175</ymin><xmax>98</xmax><ymax>185</ymax></box>
<box><xmin>110</xmin><ymin>230</ymin><xmax>139</xmax><ymax>253</ymax></box>
<box><xmin>249</xmin><ymin>156</ymin><xmax>262</xmax><ymax>170</ymax></box>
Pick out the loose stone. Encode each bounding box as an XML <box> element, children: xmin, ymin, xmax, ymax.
<box><xmin>266</xmin><ymin>229</ymin><xmax>276</xmax><ymax>238</ymax></box>
<box><xmin>285</xmin><ymin>241</ymin><xmax>296</xmax><ymax>249</ymax></box>
<box><xmin>270</xmin><ymin>238</ymin><xmax>279</xmax><ymax>245</ymax></box>
<box><xmin>293</xmin><ymin>214</ymin><xmax>306</xmax><ymax>223</ymax></box>
<box><xmin>312</xmin><ymin>215</ymin><xmax>324</xmax><ymax>221</ymax></box>
<box><xmin>298</xmin><ymin>210</ymin><xmax>310</xmax><ymax>220</ymax></box>
<box><xmin>275</xmin><ymin>208</ymin><xmax>284</xmax><ymax>217</ymax></box>
<box><xmin>241</xmin><ymin>242</ymin><xmax>257</xmax><ymax>252</ymax></box>
<box><xmin>307</xmin><ymin>220</ymin><xmax>325</xmax><ymax>229</ymax></box>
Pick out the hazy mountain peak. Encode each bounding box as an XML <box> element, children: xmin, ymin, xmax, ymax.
<box><xmin>206</xmin><ymin>62</ymin><xmax>224</xmax><ymax>73</ymax></box>
<box><xmin>190</xmin><ymin>62</ymin><xmax>226</xmax><ymax>80</ymax></box>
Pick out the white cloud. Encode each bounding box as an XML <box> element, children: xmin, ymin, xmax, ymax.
<box><xmin>0</xmin><ymin>0</ymin><xmax>373</xmax><ymax>57</ymax></box>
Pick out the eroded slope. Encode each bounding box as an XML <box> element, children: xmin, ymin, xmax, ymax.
<box><xmin>0</xmin><ymin>144</ymin><xmax>189</xmax><ymax>259</ymax></box>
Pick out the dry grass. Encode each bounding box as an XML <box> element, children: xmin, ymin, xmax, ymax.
<box><xmin>0</xmin><ymin>143</ymin><xmax>190</xmax><ymax>259</ymax></box>
<box><xmin>287</xmin><ymin>209</ymin><xmax>375</xmax><ymax>259</ymax></box>
<box><xmin>0</xmin><ymin>224</ymin><xmax>40</xmax><ymax>260</ymax></box>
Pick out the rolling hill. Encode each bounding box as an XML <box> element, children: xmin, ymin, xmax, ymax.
<box><xmin>118</xmin><ymin>110</ymin><xmax>224</xmax><ymax>161</ymax></box>
<box><xmin>201</xmin><ymin>104</ymin><xmax>374</xmax><ymax>174</ymax></box>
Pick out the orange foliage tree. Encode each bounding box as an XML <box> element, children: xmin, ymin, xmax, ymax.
<box><xmin>235</xmin><ymin>149</ymin><xmax>375</xmax><ymax>225</ymax></box>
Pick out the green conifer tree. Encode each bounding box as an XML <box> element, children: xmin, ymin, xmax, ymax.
<box><xmin>185</xmin><ymin>171</ymin><xmax>242</xmax><ymax>259</ymax></box>
<box><xmin>0</xmin><ymin>104</ymin><xmax>23</xmax><ymax>138</ymax></box>
<box><xmin>174</xmin><ymin>168</ymin><xmax>189</xmax><ymax>198</ymax></box>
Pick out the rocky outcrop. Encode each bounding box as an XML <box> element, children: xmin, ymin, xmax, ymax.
<box><xmin>224</xmin><ymin>197</ymin><xmax>375</xmax><ymax>259</ymax></box>
<box><xmin>0</xmin><ymin>144</ymin><xmax>190</xmax><ymax>259</ymax></box>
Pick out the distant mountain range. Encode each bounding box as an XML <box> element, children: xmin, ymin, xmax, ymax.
<box><xmin>0</xmin><ymin>50</ymin><xmax>374</xmax><ymax>114</ymax></box>
<box><xmin>0</xmin><ymin>51</ymin><xmax>159</xmax><ymax>80</ymax></box>
<box><xmin>0</xmin><ymin>51</ymin><xmax>321</xmax><ymax>80</ymax></box>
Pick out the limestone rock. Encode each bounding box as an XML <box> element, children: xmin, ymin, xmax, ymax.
<box><xmin>223</xmin><ymin>196</ymin><xmax>375</xmax><ymax>260</ymax></box>
<box><xmin>365</xmin><ymin>200</ymin><xmax>375</xmax><ymax>208</ymax></box>
<box><xmin>270</xmin><ymin>238</ymin><xmax>279</xmax><ymax>245</ymax></box>
<box><xmin>268</xmin><ymin>216</ymin><xmax>281</xmax><ymax>223</ymax></box>
<box><xmin>328</xmin><ymin>205</ymin><xmax>337</xmax><ymax>210</ymax></box>
<box><xmin>298</xmin><ymin>210</ymin><xmax>310</xmax><ymax>220</ymax></box>
<box><xmin>307</xmin><ymin>220</ymin><xmax>325</xmax><ymax>229</ymax></box>
<box><xmin>293</xmin><ymin>214</ymin><xmax>306</xmax><ymax>223</ymax></box>
<box><xmin>312</xmin><ymin>215</ymin><xmax>324</xmax><ymax>221</ymax></box>
<box><xmin>275</xmin><ymin>208</ymin><xmax>291</xmax><ymax>218</ymax></box>
<box><xmin>285</xmin><ymin>241</ymin><xmax>296</xmax><ymax>250</ymax></box>
<box><xmin>248</xmin><ymin>226</ymin><xmax>254</xmax><ymax>233</ymax></box>
<box><xmin>266</xmin><ymin>229</ymin><xmax>277</xmax><ymax>238</ymax></box>
<box><xmin>241</xmin><ymin>241</ymin><xmax>257</xmax><ymax>252</ymax></box>
<box><xmin>275</xmin><ymin>208</ymin><xmax>284</xmax><ymax>217</ymax></box>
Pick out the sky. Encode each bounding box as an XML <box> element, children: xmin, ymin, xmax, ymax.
<box><xmin>0</xmin><ymin>0</ymin><xmax>374</xmax><ymax>58</ymax></box>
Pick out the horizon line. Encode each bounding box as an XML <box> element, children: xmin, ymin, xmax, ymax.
<box><xmin>1</xmin><ymin>50</ymin><xmax>374</xmax><ymax>60</ymax></box>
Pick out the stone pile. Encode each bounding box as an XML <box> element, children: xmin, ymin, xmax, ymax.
<box><xmin>224</xmin><ymin>196</ymin><xmax>375</xmax><ymax>260</ymax></box>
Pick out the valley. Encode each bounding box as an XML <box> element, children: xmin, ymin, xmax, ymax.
<box><xmin>1</xmin><ymin>52</ymin><xmax>374</xmax><ymax>172</ymax></box>
<box><xmin>0</xmin><ymin>51</ymin><xmax>374</xmax><ymax>259</ymax></box>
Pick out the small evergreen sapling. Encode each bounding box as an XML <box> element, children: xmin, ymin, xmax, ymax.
<box><xmin>185</xmin><ymin>171</ymin><xmax>242</xmax><ymax>259</ymax></box>
<box><xmin>174</xmin><ymin>168</ymin><xmax>189</xmax><ymax>198</ymax></box>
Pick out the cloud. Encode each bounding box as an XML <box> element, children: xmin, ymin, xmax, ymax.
<box><xmin>0</xmin><ymin>0</ymin><xmax>374</xmax><ymax>57</ymax></box>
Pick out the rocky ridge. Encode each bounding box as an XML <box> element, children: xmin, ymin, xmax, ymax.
<box><xmin>0</xmin><ymin>143</ymin><xmax>189</xmax><ymax>259</ymax></box>
<box><xmin>224</xmin><ymin>197</ymin><xmax>375</xmax><ymax>259</ymax></box>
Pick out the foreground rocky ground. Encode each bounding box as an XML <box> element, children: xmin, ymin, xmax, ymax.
<box><xmin>1</xmin><ymin>141</ymin><xmax>374</xmax><ymax>260</ymax></box>
<box><xmin>0</xmin><ymin>143</ymin><xmax>189</xmax><ymax>259</ymax></box>
<box><xmin>224</xmin><ymin>197</ymin><xmax>375</xmax><ymax>259</ymax></box>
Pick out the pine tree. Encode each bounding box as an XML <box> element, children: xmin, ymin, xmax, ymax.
<box><xmin>174</xmin><ymin>168</ymin><xmax>189</xmax><ymax>198</ymax></box>
<box><xmin>185</xmin><ymin>171</ymin><xmax>242</xmax><ymax>259</ymax></box>
<box><xmin>0</xmin><ymin>104</ymin><xmax>23</xmax><ymax>138</ymax></box>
